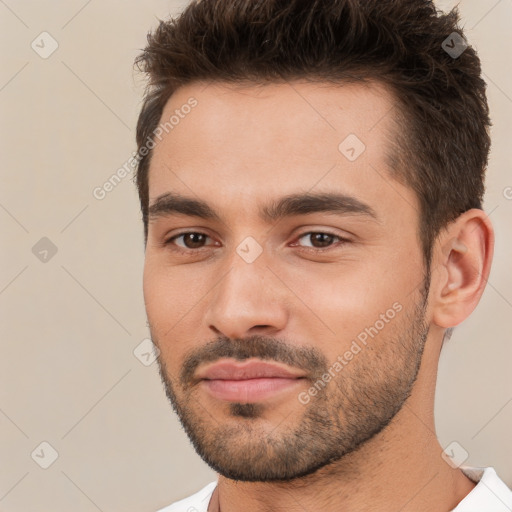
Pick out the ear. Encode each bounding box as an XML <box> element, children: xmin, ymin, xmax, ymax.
<box><xmin>431</xmin><ymin>208</ymin><xmax>494</xmax><ymax>329</ymax></box>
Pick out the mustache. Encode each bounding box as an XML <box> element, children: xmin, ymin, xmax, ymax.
<box><xmin>179</xmin><ymin>335</ymin><xmax>329</xmax><ymax>387</ymax></box>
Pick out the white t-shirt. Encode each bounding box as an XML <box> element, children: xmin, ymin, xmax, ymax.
<box><xmin>157</xmin><ymin>466</ymin><xmax>512</xmax><ymax>512</ymax></box>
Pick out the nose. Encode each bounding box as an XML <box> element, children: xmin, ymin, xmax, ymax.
<box><xmin>203</xmin><ymin>251</ymin><xmax>289</xmax><ymax>340</ymax></box>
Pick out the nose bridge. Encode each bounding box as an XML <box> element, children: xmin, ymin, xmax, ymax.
<box><xmin>204</xmin><ymin>240</ymin><xmax>288</xmax><ymax>337</ymax></box>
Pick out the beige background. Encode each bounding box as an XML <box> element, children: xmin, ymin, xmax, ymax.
<box><xmin>0</xmin><ymin>0</ymin><xmax>510</xmax><ymax>510</ymax></box>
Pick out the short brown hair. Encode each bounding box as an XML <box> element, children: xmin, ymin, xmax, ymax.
<box><xmin>134</xmin><ymin>0</ymin><xmax>491</xmax><ymax>265</ymax></box>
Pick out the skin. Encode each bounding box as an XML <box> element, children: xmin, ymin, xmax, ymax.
<box><xmin>143</xmin><ymin>80</ymin><xmax>494</xmax><ymax>512</ymax></box>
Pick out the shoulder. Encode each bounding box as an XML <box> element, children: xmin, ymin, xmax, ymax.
<box><xmin>155</xmin><ymin>481</ymin><xmax>217</xmax><ymax>512</ymax></box>
<box><xmin>453</xmin><ymin>466</ymin><xmax>512</xmax><ymax>511</ymax></box>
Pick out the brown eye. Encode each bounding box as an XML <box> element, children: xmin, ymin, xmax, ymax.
<box><xmin>166</xmin><ymin>232</ymin><xmax>212</xmax><ymax>250</ymax></box>
<box><xmin>296</xmin><ymin>232</ymin><xmax>342</xmax><ymax>249</ymax></box>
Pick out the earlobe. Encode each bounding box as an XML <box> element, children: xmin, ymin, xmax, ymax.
<box><xmin>432</xmin><ymin>209</ymin><xmax>494</xmax><ymax>329</ymax></box>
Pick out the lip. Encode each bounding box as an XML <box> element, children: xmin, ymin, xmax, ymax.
<box><xmin>197</xmin><ymin>359</ymin><xmax>307</xmax><ymax>380</ymax></box>
<box><xmin>197</xmin><ymin>359</ymin><xmax>307</xmax><ymax>402</ymax></box>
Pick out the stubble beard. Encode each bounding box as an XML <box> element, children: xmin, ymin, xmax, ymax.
<box><xmin>152</xmin><ymin>280</ymin><xmax>430</xmax><ymax>482</ymax></box>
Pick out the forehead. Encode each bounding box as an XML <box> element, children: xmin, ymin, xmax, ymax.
<box><xmin>147</xmin><ymin>80</ymin><xmax>414</xmax><ymax>222</ymax></box>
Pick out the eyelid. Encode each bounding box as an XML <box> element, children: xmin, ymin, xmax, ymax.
<box><xmin>163</xmin><ymin>228</ymin><xmax>351</xmax><ymax>254</ymax></box>
<box><xmin>291</xmin><ymin>230</ymin><xmax>350</xmax><ymax>250</ymax></box>
<box><xmin>165</xmin><ymin>231</ymin><xmax>216</xmax><ymax>249</ymax></box>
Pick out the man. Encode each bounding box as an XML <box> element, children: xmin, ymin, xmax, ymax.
<box><xmin>134</xmin><ymin>0</ymin><xmax>512</xmax><ymax>510</ymax></box>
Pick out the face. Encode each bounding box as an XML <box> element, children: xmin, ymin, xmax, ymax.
<box><xmin>143</xmin><ymin>80</ymin><xmax>431</xmax><ymax>481</ymax></box>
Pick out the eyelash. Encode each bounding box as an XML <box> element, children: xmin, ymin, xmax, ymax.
<box><xmin>163</xmin><ymin>231</ymin><xmax>349</xmax><ymax>254</ymax></box>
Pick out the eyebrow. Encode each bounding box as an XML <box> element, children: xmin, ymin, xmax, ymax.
<box><xmin>148</xmin><ymin>191</ymin><xmax>379</xmax><ymax>224</ymax></box>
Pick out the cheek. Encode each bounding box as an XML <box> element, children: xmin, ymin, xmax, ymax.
<box><xmin>143</xmin><ymin>258</ymin><xmax>216</xmax><ymax>370</ymax></box>
<box><xmin>143</xmin><ymin>258</ymin><xmax>169</xmax><ymax>320</ymax></box>
<box><xmin>143</xmin><ymin>256</ymin><xmax>205</xmax><ymax>322</ymax></box>
<box><xmin>285</xmin><ymin>259</ymin><xmax>412</xmax><ymax>349</ymax></box>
